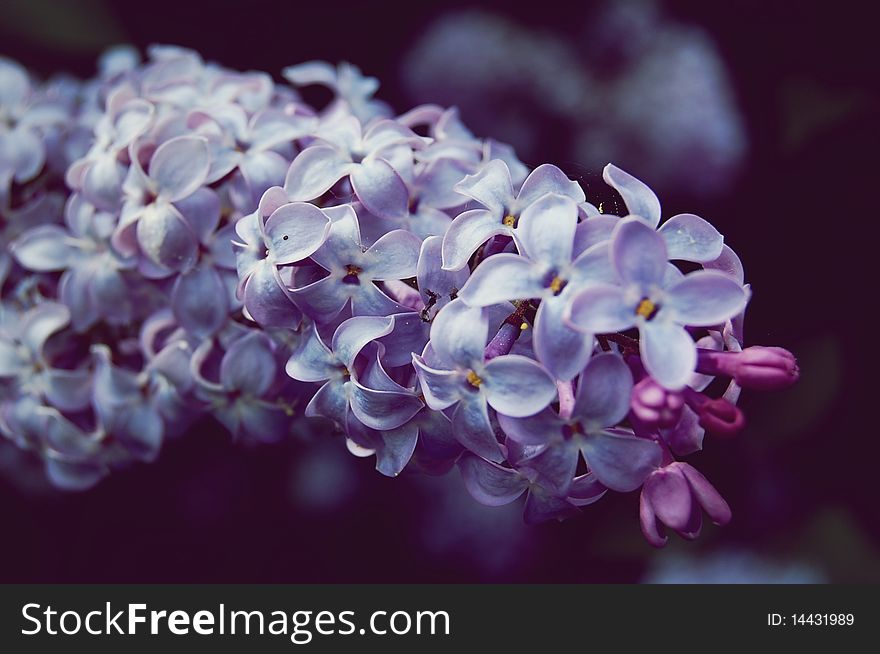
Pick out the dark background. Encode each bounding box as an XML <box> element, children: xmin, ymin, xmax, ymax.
<box><xmin>1</xmin><ymin>0</ymin><xmax>876</xmax><ymax>582</ymax></box>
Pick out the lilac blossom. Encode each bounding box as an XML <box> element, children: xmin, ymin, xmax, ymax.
<box><xmin>441</xmin><ymin>159</ymin><xmax>586</xmax><ymax>270</ymax></box>
<box><xmin>412</xmin><ymin>299</ymin><xmax>557</xmax><ymax>462</ymax></box>
<box><xmin>566</xmin><ymin>217</ymin><xmax>749</xmax><ymax>389</ymax></box>
<box><xmin>0</xmin><ymin>48</ymin><xmax>798</xmax><ymax>547</ymax></box>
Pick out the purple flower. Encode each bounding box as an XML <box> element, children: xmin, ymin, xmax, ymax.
<box><xmin>458</xmin><ymin>193</ymin><xmax>615</xmax><ymax>380</ymax></box>
<box><xmin>498</xmin><ymin>353</ymin><xmax>662</xmax><ymax>494</ymax></box>
<box><xmin>640</xmin><ymin>461</ymin><xmax>731</xmax><ymax>547</ymax></box>
<box><xmin>191</xmin><ymin>331</ymin><xmax>289</xmax><ymax>442</ymax></box>
<box><xmin>566</xmin><ymin>217</ymin><xmax>749</xmax><ymax>389</ymax></box>
<box><xmin>283</xmin><ymin>118</ymin><xmax>422</xmax><ymax>219</ymax></box>
<box><xmin>10</xmin><ymin>194</ymin><xmax>136</xmax><ymax>330</ymax></box>
<box><xmin>458</xmin><ymin>452</ymin><xmax>606</xmax><ymax>524</ymax></box>
<box><xmin>412</xmin><ymin>299</ymin><xmax>557</xmax><ymax>462</ymax></box>
<box><xmin>113</xmin><ymin>135</ymin><xmax>213</xmax><ymax>274</ymax></box>
<box><xmin>288</xmin><ymin>205</ymin><xmax>421</xmax><ymax>323</ymax></box>
<box><xmin>285</xmin><ymin>315</ymin><xmax>421</xmax><ymax>434</ymax></box>
<box><xmin>441</xmin><ymin>159</ymin><xmax>586</xmax><ymax>270</ymax></box>
<box><xmin>0</xmin><ymin>302</ymin><xmax>92</xmax><ymax>412</ymax></box>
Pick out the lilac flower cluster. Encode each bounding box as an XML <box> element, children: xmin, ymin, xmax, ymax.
<box><xmin>0</xmin><ymin>47</ymin><xmax>798</xmax><ymax>546</ymax></box>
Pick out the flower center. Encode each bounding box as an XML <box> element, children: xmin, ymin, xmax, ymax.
<box><xmin>549</xmin><ymin>275</ymin><xmax>566</xmax><ymax>295</ymax></box>
<box><xmin>342</xmin><ymin>264</ymin><xmax>363</xmax><ymax>285</ymax></box>
<box><xmin>466</xmin><ymin>370</ymin><xmax>483</xmax><ymax>388</ymax></box>
<box><xmin>502</xmin><ymin>214</ymin><xmax>517</xmax><ymax>227</ymax></box>
<box><xmin>635</xmin><ymin>297</ymin><xmax>659</xmax><ymax>320</ymax></box>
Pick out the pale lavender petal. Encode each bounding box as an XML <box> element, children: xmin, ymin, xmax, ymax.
<box><xmin>459</xmin><ymin>453</ymin><xmax>528</xmax><ymax>506</ymax></box>
<box><xmin>483</xmin><ymin>354</ymin><xmax>556</xmax><ymax>418</ymax></box>
<box><xmin>565</xmin><ymin>283</ymin><xmax>634</xmax><ymax>334</ymax></box>
<box><xmin>173</xmin><ymin>187</ymin><xmax>220</xmax><ymax>243</ymax></box>
<box><xmin>149</xmin><ymin>136</ymin><xmax>210</xmax><ymax>202</ymax></box>
<box><xmin>453</xmin><ymin>159</ymin><xmax>513</xmax><ymax>214</ymax></box>
<box><xmin>516</xmin><ymin>163</ymin><xmax>585</xmax><ymax>207</ymax></box>
<box><xmin>514</xmin><ymin>193</ymin><xmax>578</xmax><ymax>266</ymax></box>
<box><xmin>572</xmin><ymin>352</ymin><xmax>633</xmax><ymax>429</ymax></box>
<box><xmin>497</xmin><ymin>408</ymin><xmax>563</xmax><ymax>446</ymax></box>
<box><xmin>21</xmin><ymin>302</ymin><xmax>69</xmax><ymax>354</ymax></box>
<box><xmin>364</xmin><ymin>229</ymin><xmax>421</xmax><ymax>279</ymax></box>
<box><xmin>171</xmin><ymin>265</ymin><xmax>228</xmax><ymax>338</ymax></box>
<box><xmin>417</xmin><ymin>235</ymin><xmax>469</xmax><ymax>315</ymax></box>
<box><xmin>457</xmin><ymin>253</ymin><xmax>543</xmax><ymax>307</ymax></box>
<box><xmin>532</xmin><ymin>295</ymin><xmax>593</xmax><ymax>382</ymax></box>
<box><xmin>350</xmin><ymin>157</ymin><xmax>409</xmax><ymax>219</ymax></box>
<box><xmin>641</xmin><ymin>321</ymin><xmax>697</xmax><ymax>390</ymax></box>
<box><xmin>441</xmin><ymin>208</ymin><xmax>508</xmax><ymax>271</ymax></box>
<box><xmin>643</xmin><ymin>466</ymin><xmax>692</xmax><ymax>530</ymax></box>
<box><xmin>612</xmin><ymin>216</ymin><xmax>667</xmax><ymax>287</ymax></box>
<box><xmin>518</xmin><ymin>441</ymin><xmax>579</xmax><ymax>496</ymax></box>
<box><xmin>375</xmin><ymin>423</ymin><xmax>419</xmax><ymax>477</ymax></box>
<box><xmin>331</xmin><ymin>315</ymin><xmax>394</xmax><ymax>370</ymax></box>
<box><xmin>243</xmin><ymin>261</ymin><xmax>301</xmax><ymax>328</ymax></box>
<box><xmin>288</xmin><ymin>274</ymin><xmax>350</xmax><ymax>323</ymax></box>
<box><xmin>580</xmin><ymin>431</ymin><xmax>662</xmax><ymax>492</ymax></box>
<box><xmin>349</xmin><ymin>381</ymin><xmax>423</xmax><ymax>430</ymax></box>
<box><xmin>44</xmin><ymin>368</ymin><xmax>93</xmax><ymax>412</ymax></box>
<box><xmin>573</xmin><ymin>214</ymin><xmax>618</xmax><ymax>255</ymax></box>
<box><xmin>264</xmin><ymin>202</ymin><xmax>332</xmax><ymax>264</ymax></box>
<box><xmin>304</xmin><ymin>380</ymin><xmax>349</xmax><ymax>425</ymax></box>
<box><xmin>412</xmin><ymin>354</ymin><xmax>463</xmax><ymax>410</ymax></box>
<box><xmin>703</xmin><ymin>244</ymin><xmax>745</xmax><ymax>285</ymax></box>
<box><xmin>350</xmin><ymin>283</ymin><xmax>408</xmax><ymax>317</ymax></box>
<box><xmin>665</xmin><ymin>270</ymin><xmax>749</xmax><ymax>326</ymax></box>
<box><xmin>10</xmin><ymin>225</ymin><xmax>80</xmax><ymax>272</ymax></box>
<box><xmin>452</xmin><ymin>394</ymin><xmax>505</xmax><ymax>462</ymax></box>
<box><xmin>378</xmin><ymin>312</ymin><xmax>430</xmax><ymax>367</ymax></box>
<box><xmin>285</xmin><ymin>325</ymin><xmax>336</xmax><ymax>382</ymax></box>
<box><xmin>658</xmin><ymin>213</ymin><xmax>723</xmax><ymax>262</ymax></box>
<box><xmin>429</xmin><ymin>298</ymin><xmax>487</xmax><ymax>367</ymax></box>
<box><xmin>220</xmin><ymin>331</ymin><xmax>276</xmax><ymax>396</ymax></box>
<box><xmin>603</xmin><ymin>163</ymin><xmax>661</xmax><ymax>227</ymax></box>
<box><xmin>283</xmin><ymin>144</ymin><xmax>353</xmax><ymax>201</ymax></box>
<box><xmin>136</xmin><ymin>203</ymin><xmax>198</xmax><ymax>272</ymax></box>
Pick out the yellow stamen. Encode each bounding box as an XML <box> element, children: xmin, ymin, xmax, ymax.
<box><xmin>549</xmin><ymin>276</ymin><xmax>564</xmax><ymax>294</ymax></box>
<box><xmin>598</xmin><ymin>202</ymin><xmax>604</xmax><ymax>214</ymax></box>
<box><xmin>635</xmin><ymin>298</ymin><xmax>657</xmax><ymax>319</ymax></box>
<box><xmin>502</xmin><ymin>214</ymin><xmax>516</xmax><ymax>227</ymax></box>
<box><xmin>520</xmin><ymin>321</ymin><xmax>529</xmax><ymax>331</ymax></box>
<box><xmin>466</xmin><ymin>370</ymin><xmax>483</xmax><ymax>388</ymax></box>
<box><xmin>345</xmin><ymin>264</ymin><xmax>363</xmax><ymax>276</ymax></box>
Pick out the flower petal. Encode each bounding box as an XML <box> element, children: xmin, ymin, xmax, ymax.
<box><xmin>457</xmin><ymin>253</ymin><xmax>544</xmax><ymax>307</ymax></box>
<box><xmin>429</xmin><ymin>298</ymin><xmax>487</xmax><ymax>368</ymax></box>
<box><xmin>664</xmin><ymin>270</ymin><xmax>749</xmax><ymax>326</ymax></box>
<box><xmin>171</xmin><ymin>265</ymin><xmax>228</xmax><ymax>338</ymax></box>
<box><xmin>453</xmin><ymin>393</ymin><xmax>505</xmax><ymax>462</ymax></box>
<box><xmin>453</xmin><ymin>159</ymin><xmax>513</xmax><ymax>214</ymax></box>
<box><xmin>572</xmin><ymin>352</ymin><xmax>633</xmax><ymax>429</ymax></box>
<box><xmin>349</xmin><ymin>381</ymin><xmax>423</xmax><ymax>430</ymax></box>
<box><xmin>483</xmin><ymin>354</ymin><xmax>556</xmax><ymax>418</ymax></box>
<box><xmin>350</xmin><ymin>157</ymin><xmax>410</xmax><ymax>219</ymax></box>
<box><xmin>658</xmin><ymin>213</ymin><xmax>723</xmax><ymax>262</ymax></box>
<box><xmin>364</xmin><ymin>228</ymin><xmax>421</xmax><ymax>279</ymax></box>
<box><xmin>532</xmin><ymin>295</ymin><xmax>593</xmax><ymax>382</ymax></box>
<box><xmin>516</xmin><ymin>163</ymin><xmax>585</xmax><ymax>208</ymax></box>
<box><xmin>603</xmin><ymin>163</ymin><xmax>661</xmax><ymax>227</ymax></box>
<box><xmin>136</xmin><ymin>202</ymin><xmax>198</xmax><ymax>272</ymax></box>
<box><xmin>565</xmin><ymin>283</ymin><xmax>634</xmax><ymax>334</ymax></box>
<box><xmin>412</xmin><ymin>354</ymin><xmax>464</xmax><ymax>410</ymax></box>
<box><xmin>283</xmin><ymin>144</ymin><xmax>352</xmax><ymax>201</ymax></box>
<box><xmin>265</xmin><ymin>202</ymin><xmax>332</xmax><ymax>264</ymax></box>
<box><xmin>441</xmin><ymin>208</ymin><xmax>507</xmax><ymax>271</ymax></box>
<box><xmin>611</xmin><ymin>216</ymin><xmax>667</xmax><ymax>287</ymax></box>
<box><xmin>220</xmin><ymin>331</ymin><xmax>276</xmax><ymax>396</ymax></box>
<box><xmin>10</xmin><ymin>225</ymin><xmax>80</xmax><ymax>272</ymax></box>
<box><xmin>331</xmin><ymin>315</ymin><xmax>395</xmax><ymax>370</ymax></box>
<box><xmin>580</xmin><ymin>430</ymin><xmax>661</xmax><ymax>492</ymax></box>
<box><xmin>375</xmin><ymin>422</ymin><xmax>419</xmax><ymax>477</ymax></box>
<box><xmin>515</xmin><ymin>193</ymin><xmax>578</xmax><ymax>266</ymax></box>
<box><xmin>459</xmin><ymin>453</ymin><xmax>528</xmax><ymax>506</ymax></box>
<box><xmin>641</xmin><ymin>321</ymin><xmax>697</xmax><ymax>390</ymax></box>
<box><xmin>497</xmin><ymin>408</ymin><xmax>563</xmax><ymax>446</ymax></box>
<box><xmin>149</xmin><ymin>136</ymin><xmax>210</xmax><ymax>202</ymax></box>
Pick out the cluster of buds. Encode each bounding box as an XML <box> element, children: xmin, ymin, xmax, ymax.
<box><xmin>0</xmin><ymin>47</ymin><xmax>797</xmax><ymax>545</ymax></box>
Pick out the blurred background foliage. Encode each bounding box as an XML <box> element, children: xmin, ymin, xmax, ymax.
<box><xmin>1</xmin><ymin>0</ymin><xmax>876</xmax><ymax>582</ymax></box>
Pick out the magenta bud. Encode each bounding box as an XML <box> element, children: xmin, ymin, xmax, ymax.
<box><xmin>732</xmin><ymin>346</ymin><xmax>799</xmax><ymax>391</ymax></box>
<box><xmin>631</xmin><ymin>377</ymin><xmax>684</xmax><ymax>429</ymax></box>
<box><xmin>683</xmin><ymin>388</ymin><xmax>746</xmax><ymax>437</ymax></box>
<box><xmin>696</xmin><ymin>345</ymin><xmax>800</xmax><ymax>390</ymax></box>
